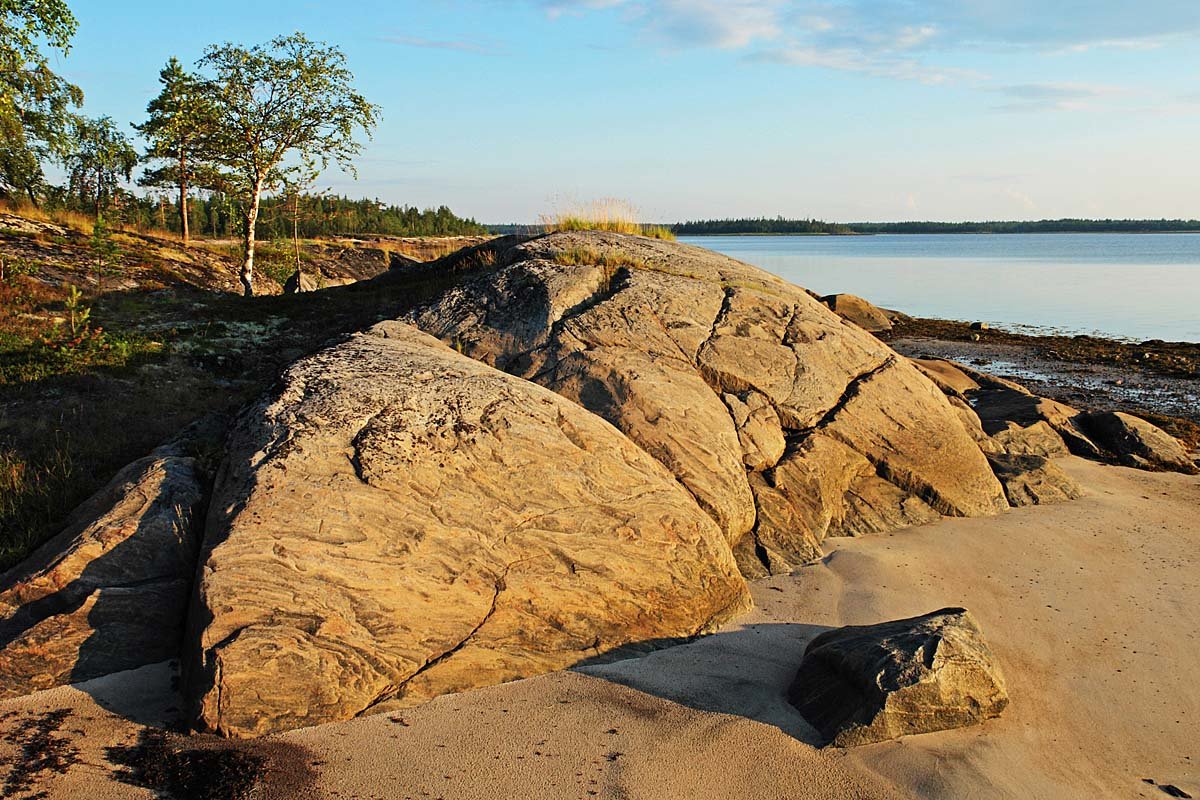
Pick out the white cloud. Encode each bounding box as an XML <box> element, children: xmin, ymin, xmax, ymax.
<box><xmin>990</xmin><ymin>82</ymin><xmax>1125</xmax><ymax>112</ymax></box>
<box><xmin>530</xmin><ymin>1</ymin><xmax>1200</xmax><ymax>88</ymax></box>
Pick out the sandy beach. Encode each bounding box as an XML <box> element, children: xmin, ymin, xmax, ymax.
<box><xmin>3</xmin><ymin>456</ymin><xmax>1194</xmax><ymax>799</ymax></box>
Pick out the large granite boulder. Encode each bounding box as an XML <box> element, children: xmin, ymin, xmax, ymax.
<box><xmin>788</xmin><ymin>608</ymin><xmax>1009</xmax><ymax>747</ymax></box>
<box><xmin>408</xmin><ymin>232</ymin><xmax>1008</xmax><ymax>576</ymax></box>
<box><xmin>0</xmin><ymin>447</ymin><xmax>206</xmax><ymax>698</ymax></box>
<box><xmin>187</xmin><ymin>322</ymin><xmax>749</xmax><ymax>737</ymax></box>
<box><xmin>821</xmin><ymin>293</ymin><xmax>893</xmax><ymax>333</ymax></box>
<box><xmin>1076</xmin><ymin>411</ymin><xmax>1198</xmax><ymax>474</ymax></box>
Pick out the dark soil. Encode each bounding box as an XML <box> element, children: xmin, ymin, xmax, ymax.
<box><xmin>106</xmin><ymin>728</ymin><xmax>317</xmax><ymax>800</ymax></box>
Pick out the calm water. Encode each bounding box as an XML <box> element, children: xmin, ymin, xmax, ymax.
<box><xmin>679</xmin><ymin>234</ymin><xmax>1200</xmax><ymax>343</ymax></box>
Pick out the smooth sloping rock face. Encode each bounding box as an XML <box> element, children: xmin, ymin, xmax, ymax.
<box><xmin>1076</xmin><ymin>411</ymin><xmax>1198</xmax><ymax>474</ymax></box>
<box><xmin>0</xmin><ymin>449</ymin><xmax>205</xmax><ymax>698</ymax></box>
<box><xmin>409</xmin><ymin>232</ymin><xmax>1007</xmax><ymax>575</ymax></box>
<box><xmin>187</xmin><ymin>322</ymin><xmax>749</xmax><ymax>737</ymax></box>
<box><xmin>821</xmin><ymin>293</ymin><xmax>893</xmax><ymax>332</ymax></box>
<box><xmin>788</xmin><ymin>608</ymin><xmax>1009</xmax><ymax>747</ymax></box>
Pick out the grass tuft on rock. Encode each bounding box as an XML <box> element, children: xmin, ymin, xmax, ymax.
<box><xmin>540</xmin><ymin>199</ymin><xmax>676</xmax><ymax>240</ymax></box>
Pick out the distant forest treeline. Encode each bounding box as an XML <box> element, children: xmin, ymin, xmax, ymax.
<box><xmin>672</xmin><ymin>217</ymin><xmax>1200</xmax><ymax>235</ymax></box>
<box><xmin>65</xmin><ymin>192</ymin><xmax>489</xmax><ymax>239</ymax></box>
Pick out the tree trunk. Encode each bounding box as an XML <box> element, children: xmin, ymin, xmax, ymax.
<box><xmin>179</xmin><ymin>148</ymin><xmax>190</xmax><ymax>244</ymax></box>
<box><xmin>240</xmin><ymin>181</ymin><xmax>263</xmax><ymax>297</ymax></box>
<box><xmin>292</xmin><ymin>193</ymin><xmax>301</xmax><ymax>270</ymax></box>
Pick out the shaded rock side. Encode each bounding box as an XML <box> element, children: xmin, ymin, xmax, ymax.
<box><xmin>821</xmin><ymin>293</ymin><xmax>894</xmax><ymax>333</ymax></box>
<box><xmin>986</xmin><ymin>453</ymin><xmax>1083</xmax><ymax>507</ymax></box>
<box><xmin>788</xmin><ymin>608</ymin><xmax>1009</xmax><ymax>747</ymax></box>
<box><xmin>408</xmin><ymin>232</ymin><xmax>1007</xmax><ymax>575</ymax></box>
<box><xmin>0</xmin><ymin>449</ymin><xmax>205</xmax><ymax>698</ymax></box>
<box><xmin>1076</xmin><ymin>411</ymin><xmax>1198</xmax><ymax>474</ymax></box>
<box><xmin>187</xmin><ymin>322</ymin><xmax>750</xmax><ymax>738</ymax></box>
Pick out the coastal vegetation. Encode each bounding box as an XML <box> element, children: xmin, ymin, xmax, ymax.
<box><xmin>541</xmin><ymin>199</ymin><xmax>676</xmax><ymax>240</ymax></box>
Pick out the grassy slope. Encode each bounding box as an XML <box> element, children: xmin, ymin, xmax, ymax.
<box><xmin>0</xmin><ymin>209</ymin><xmax>493</xmax><ymax>570</ymax></box>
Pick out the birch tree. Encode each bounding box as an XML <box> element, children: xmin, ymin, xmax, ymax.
<box><xmin>196</xmin><ymin>33</ymin><xmax>378</xmax><ymax>296</ymax></box>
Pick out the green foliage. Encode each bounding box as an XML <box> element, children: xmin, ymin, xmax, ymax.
<box><xmin>195</xmin><ymin>32</ymin><xmax>379</xmax><ymax>293</ymax></box>
<box><xmin>63</xmin><ymin>284</ymin><xmax>89</xmax><ymax>336</ymax></box>
<box><xmin>0</xmin><ymin>255</ymin><xmax>39</xmax><ymax>284</ymax></box>
<box><xmin>674</xmin><ymin>217</ymin><xmax>853</xmax><ymax>235</ymax></box>
<box><xmin>0</xmin><ymin>0</ymin><xmax>83</xmax><ymax>200</ymax></box>
<box><xmin>89</xmin><ymin>215</ymin><xmax>123</xmax><ymax>285</ymax></box>
<box><xmin>134</xmin><ymin>57</ymin><xmax>216</xmax><ymax>240</ymax></box>
<box><xmin>0</xmin><ymin>443</ymin><xmax>73</xmax><ymax>569</ymax></box>
<box><xmin>253</xmin><ymin>241</ymin><xmax>299</xmax><ymax>287</ymax></box>
<box><xmin>197</xmin><ymin>33</ymin><xmax>379</xmax><ymax>193</ymax></box>
<box><xmin>62</xmin><ymin>116</ymin><xmax>139</xmax><ymax>217</ymax></box>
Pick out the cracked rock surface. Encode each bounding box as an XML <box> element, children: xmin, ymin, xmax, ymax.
<box><xmin>409</xmin><ymin>232</ymin><xmax>1008</xmax><ymax>575</ymax></box>
<box><xmin>186</xmin><ymin>322</ymin><xmax>749</xmax><ymax>737</ymax></box>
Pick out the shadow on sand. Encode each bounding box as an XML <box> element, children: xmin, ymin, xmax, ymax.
<box><xmin>572</xmin><ymin>621</ymin><xmax>832</xmax><ymax>747</ymax></box>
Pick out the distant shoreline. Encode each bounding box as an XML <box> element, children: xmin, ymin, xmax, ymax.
<box><xmin>681</xmin><ymin>230</ymin><xmax>1200</xmax><ymax>236</ymax></box>
<box><xmin>677</xmin><ymin>230</ymin><xmax>1200</xmax><ymax>237</ymax></box>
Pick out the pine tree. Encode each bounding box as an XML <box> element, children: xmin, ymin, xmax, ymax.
<box><xmin>134</xmin><ymin>57</ymin><xmax>211</xmax><ymax>243</ymax></box>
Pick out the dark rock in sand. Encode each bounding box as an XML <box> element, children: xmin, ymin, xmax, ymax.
<box><xmin>1076</xmin><ymin>411</ymin><xmax>1198</xmax><ymax>474</ymax></box>
<box><xmin>788</xmin><ymin>608</ymin><xmax>1009</xmax><ymax>747</ymax></box>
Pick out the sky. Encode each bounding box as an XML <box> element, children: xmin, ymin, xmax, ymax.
<box><xmin>54</xmin><ymin>0</ymin><xmax>1200</xmax><ymax>223</ymax></box>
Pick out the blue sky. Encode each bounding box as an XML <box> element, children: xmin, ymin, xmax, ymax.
<box><xmin>57</xmin><ymin>1</ymin><xmax>1200</xmax><ymax>222</ymax></box>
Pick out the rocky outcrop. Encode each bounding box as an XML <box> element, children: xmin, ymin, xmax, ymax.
<box><xmin>0</xmin><ymin>447</ymin><xmax>206</xmax><ymax>698</ymax></box>
<box><xmin>788</xmin><ymin>608</ymin><xmax>1009</xmax><ymax>747</ymax></box>
<box><xmin>1076</xmin><ymin>412</ymin><xmax>1198</xmax><ymax>474</ymax></box>
<box><xmin>914</xmin><ymin>357</ymin><xmax>1196</xmax><ymax>475</ymax></box>
<box><xmin>282</xmin><ymin>269</ymin><xmax>319</xmax><ymax>294</ymax></box>
<box><xmin>187</xmin><ymin>322</ymin><xmax>749</xmax><ymax>737</ymax></box>
<box><xmin>409</xmin><ymin>232</ymin><xmax>1008</xmax><ymax>576</ymax></box>
<box><xmin>986</xmin><ymin>454</ymin><xmax>1083</xmax><ymax>506</ymax></box>
<box><xmin>821</xmin><ymin>293</ymin><xmax>893</xmax><ymax>333</ymax></box>
<box><xmin>983</xmin><ymin>421</ymin><xmax>1070</xmax><ymax>459</ymax></box>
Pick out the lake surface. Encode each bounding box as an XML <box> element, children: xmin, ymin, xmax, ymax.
<box><xmin>679</xmin><ymin>234</ymin><xmax>1200</xmax><ymax>343</ymax></box>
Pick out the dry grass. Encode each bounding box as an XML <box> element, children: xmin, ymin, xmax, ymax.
<box><xmin>552</xmin><ymin>247</ymin><xmax>645</xmax><ymax>270</ymax></box>
<box><xmin>540</xmin><ymin>199</ymin><xmax>676</xmax><ymax>240</ymax></box>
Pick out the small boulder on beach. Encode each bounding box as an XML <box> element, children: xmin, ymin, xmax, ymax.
<box><xmin>788</xmin><ymin>608</ymin><xmax>1009</xmax><ymax>747</ymax></box>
